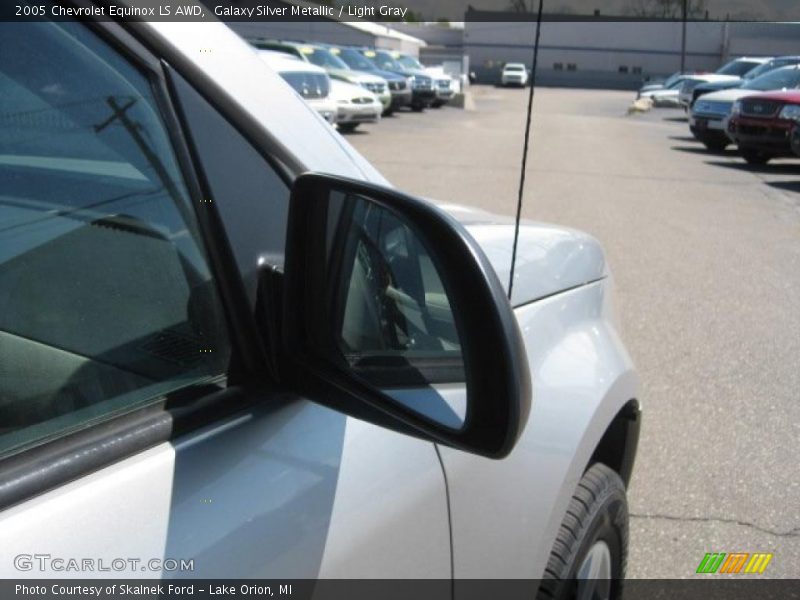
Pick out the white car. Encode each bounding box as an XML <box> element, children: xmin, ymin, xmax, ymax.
<box><xmin>639</xmin><ymin>79</ymin><xmax>685</xmax><ymax>107</ymax></box>
<box><xmin>501</xmin><ymin>63</ymin><xmax>530</xmax><ymax>87</ymax></box>
<box><xmin>636</xmin><ymin>72</ymin><xmax>694</xmax><ymax>97</ymax></box>
<box><xmin>0</xmin><ymin>7</ymin><xmax>639</xmax><ymax>596</ymax></box>
<box><xmin>690</xmin><ymin>64</ymin><xmax>800</xmax><ymax>150</ymax></box>
<box><xmin>329</xmin><ymin>79</ymin><xmax>382</xmax><ymax>132</ymax></box>
<box><xmin>252</xmin><ymin>41</ymin><xmax>393</xmax><ymax>115</ymax></box>
<box><xmin>257</xmin><ymin>50</ymin><xmax>337</xmax><ymax>124</ymax></box>
<box><xmin>678</xmin><ymin>57</ymin><xmax>771</xmax><ymax>108</ymax></box>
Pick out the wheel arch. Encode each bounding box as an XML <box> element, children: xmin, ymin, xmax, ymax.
<box><xmin>587</xmin><ymin>398</ymin><xmax>641</xmax><ymax>488</ymax></box>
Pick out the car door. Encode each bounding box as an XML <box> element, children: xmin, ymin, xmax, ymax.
<box><xmin>0</xmin><ymin>17</ymin><xmax>451</xmax><ymax>580</ymax></box>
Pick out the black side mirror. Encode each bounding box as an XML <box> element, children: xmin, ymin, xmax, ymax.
<box><xmin>282</xmin><ymin>173</ymin><xmax>531</xmax><ymax>458</ymax></box>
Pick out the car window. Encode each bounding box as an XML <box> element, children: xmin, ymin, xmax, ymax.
<box><xmin>717</xmin><ymin>60</ymin><xmax>760</xmax><ymax>76</ymax></box>
<box><xmin>335</xmin><ymin>48</ymin><xmax>377</xmax><ymax>72</ymax></box>
<box><xmin>396</xmin><ymin>55</ymin><xmax>424</xmax><ymax>70</ymax></box>
<box><xmin>743</xmin><ymin>60</ymin><xmax>782</xmax><ymax>80</ymax></box>
<box><xmin>302</xmin><ymin>47</ymin><xmax>349</xmax><ymax>70</ymax></box>
<box><xmin>746</xmin><ymin>66</ymin><xmax>800</xmax><ymax>90</ymax></box>
<box><xmin>369</xmin><ymin>51</ymin><xmax>402</xmax><ymax>71</ymax></box>
<box><xmin>0</xmin><ymin>21</ymin><xmax>231</xmax><ymax>457</ymax></box>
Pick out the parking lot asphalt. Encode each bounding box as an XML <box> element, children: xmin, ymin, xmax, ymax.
<box><xmin>348</xmin><ymin>86</ymin><xmax>800</xmax><ymax>578</ymax></box>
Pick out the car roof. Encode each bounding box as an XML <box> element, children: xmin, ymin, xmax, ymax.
<box><xmin>256</xmin><ymin>50</ymin><xmax>325</xmax><ymax>74</ymax></box>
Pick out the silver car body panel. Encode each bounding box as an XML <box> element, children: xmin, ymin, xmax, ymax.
<box><xmin>0</xmin><ymin>16</ymin><xmax>637</xmax><ymax>581</ymax></box>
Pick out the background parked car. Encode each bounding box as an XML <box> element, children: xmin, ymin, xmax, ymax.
<box><xmin>728</xmin><ymin>90</ymin><xmax>800</xmax><ymax>164</ymax></box>
<box><xmin>690</xmin><ymin>56</ymin><xmax>800</xmax><ymax>104</ymax></box>
<box><xmin>636</xmin><ymin>71</ymin><xmax>696</xmax><ymax>98</ymax></box>
<box><xmin>639</xmin><ymin>76</ymin><xmax>686</xmax><ymax>107</ymax></box>
<box><xmin>678</xmin><ymin>57</ymin><xmax>770</xmax><ymax>108</ymax></box>
<box><xmin>252</xmin><ymin>39</ymin><xmax>391</xmax><ymax>114</ymax></box>
<box><xmin>501</xmin><ymin>62</ymin><xmax>529</xmax><ymax>87</ymax></box>
<box><xmin>329</xmin><ymin>45</ymin><xmax>412</xmax><ymax>114</ymax></box>
<box><xmin>690</xmin><ymin>64</ymin><xmax>800</xmax><ymax>151</ymax></box>
<box><xmin>257</xmin><ymin>50</ymin><xmax>336</xmax><ymax>124</ymax></box>
<box><xmin>329</xmin><ymin>78</ymin><xmax>382</xmax><ymax>133</ymax></box>
<box><xmin>390</xmin><ymin>50</ymin><xmax>456</xmax><ymax>108</ymax></box>
<box><xmin>360</xmin><ymin>48</ymin><xmax>435</xmax><ymax>111</ymax></box>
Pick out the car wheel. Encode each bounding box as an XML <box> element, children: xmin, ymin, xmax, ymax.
<box><xmin>791</xmin><ymin>126</ymin><xmax>800</xmax><ymax>157</ymax></box>
<box><xmin>411</xmin><ymin>104</ymin><xmax>425</xmax><ymax>112</ymax></box>
<box><xmin>383</xmin><ymin>108</ymin><xmax>394</xmax><ymax>117</ymax></box>
<box><xmin>537</xmin><ymin>463</ymin><xmax>628</xmax><ymax>600</ymax></box>
<box><xmin>740</xmin><ymin>147</ymin><xmax>771</xmax><ymax>165</ymax></box>
<box><xmin>431</xmin><ymin>101</ymin><xmax>443</xmax><ymax>108</ymax></box>
<box><xmin>337</xmin><ymin>123</ymin><xmax>359</xmax><ymax>133</ymax></box>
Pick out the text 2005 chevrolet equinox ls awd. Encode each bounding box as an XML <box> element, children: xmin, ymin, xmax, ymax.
<box><xmin>0</xmin><ymin>7</ymin><xmax>639</xmax><ymax>600</ymax></box>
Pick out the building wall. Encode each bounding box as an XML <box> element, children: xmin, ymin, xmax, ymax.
<box><xmin>462</xmin><ymin>18</ymin><xmax>800</xmax><ymax>89</ymax></box>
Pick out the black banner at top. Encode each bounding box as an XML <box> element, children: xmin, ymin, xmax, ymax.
<box><xmin>5</xmin><ymin>0</ymin><xmax>800</xmax><ymax>22</ymax></box>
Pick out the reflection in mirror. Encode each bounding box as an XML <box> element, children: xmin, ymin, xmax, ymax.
<box><xmin>323</xmin><ymin>191</ymin><xmax>466</xmax><ymax>428</ymax></box>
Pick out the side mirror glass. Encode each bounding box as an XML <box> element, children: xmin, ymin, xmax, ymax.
<box><xmin>283</xmin><ymin>173</ymin><xmax>531</xmax><ymax>458</ymax></box>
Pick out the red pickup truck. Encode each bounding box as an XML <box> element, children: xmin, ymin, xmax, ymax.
<box><xmin>728</xmin><ymin>90</ymin><xmax>800</xmax><ymax>164</ymax></box>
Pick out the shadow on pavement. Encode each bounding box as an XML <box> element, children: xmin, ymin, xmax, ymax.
<box><xmin>671</xmin><ymin>145</ymin><xmax>737</xmax><ymax>157</ymax></box>
<box><xmin>338</xmin><ymin>129</ymin><xmax>369</xmax><ymax>136</ymax></box>
<box><xmin>704</xmin><ymin>160</ymin><xmax>800</xmax><ymax>174</ymax></box>
<box><xmin>765</xmin><ymin>180</ymin><xmax>800</xmax><ymax>194</ymax></box>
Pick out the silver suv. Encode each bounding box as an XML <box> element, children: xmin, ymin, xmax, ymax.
<box><xmin>0</xmin><ymin>8</ymin><xmax>640</xmax><ymax>597</ymax></box>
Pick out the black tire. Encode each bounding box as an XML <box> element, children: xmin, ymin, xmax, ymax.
<box><xmin>411</xmin><ymin>103</ymin><xmax>425</xmax><ymax>112</ymax></box>
<box><xmin>740</xmin><ymin>147</ymin><xmax>771</xmax><ymax>165</ymax></box>
<box><xmin>382</xmin><ymin>108</ymin><xmax>394</xmax><ymax>117</ymax></box>
<box><xmin>791</xmin><ymin>126</ymin><xmax>800</xmax><ymax>157</ymax></box>
<box><xmin>337</xmin><ymin>123</ymin><xmax>359</xmax><ymax>133</ymax></box>
<box><xmin>537</xmin><ymin>463</ymin><xmax>628</xmax><ymax>600</ymax></box>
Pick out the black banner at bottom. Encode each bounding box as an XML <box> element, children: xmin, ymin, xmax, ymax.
<box><xmin>3</xmin><ymin>579</ymin><xmax>800</xmax><ymax>600</ymax></box>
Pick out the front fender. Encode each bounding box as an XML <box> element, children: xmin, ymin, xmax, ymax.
<box><xmin>439</xmin><ymin>279</ymin><xmax>639</xmax><ymax>578</ymax></box>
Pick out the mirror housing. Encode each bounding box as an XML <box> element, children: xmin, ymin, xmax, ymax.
<box><xmin>282</xmin><ymin>172</ymin><xmax>531</xmax><ymax>458</ymax></box>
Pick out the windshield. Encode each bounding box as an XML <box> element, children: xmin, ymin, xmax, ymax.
<box><xmin>335</xmin><ymin>47</ymin><xmax>376</xmax><ymax>71</ymax></box>
<box><xmin>662</xmin><ymin>72</ymin><xmax>681</xmax><ymax>87</ymax></box>
<box><xmin>717</xmin><ymin>60</ymin><xmax>761</xmax><ymax>77</ymax></box>
<box><xmin>743</xmin><ymin>66</ymin><xmax>800</xmax><ymax>91</ymax></box>
<box><xmin>505</xmin><ymin>65</ymin><xmax>525</xmax><ymax>72</ymax></box>
<box><xmin>745</xmin><ymin>58</ymin><xmax>800</xmax><ymax>80</ymax></box>
<box><xmin>279</xmin><ymin>71</ymin><xmax>330</xmax><ymax>98</ymax></box>
<box><xmin>300</xmin><ymin>47</ymin><xmax>349</xmax><ymax>70</ymax></box>
<box><xmin>367</xmin><ymin>50</ymin><xmax>403</xmax><ymax>71</ymax></box>
<box><xmin>396</xmin><ymin>55</ymin><xmax>423</xmax><ymax>70</ymax></box>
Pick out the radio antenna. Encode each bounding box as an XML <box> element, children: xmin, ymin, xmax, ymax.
<box><xmin>508</xmin><ymin>0</ymin><xmax>545</xmax><ymax>301</ymax></box>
